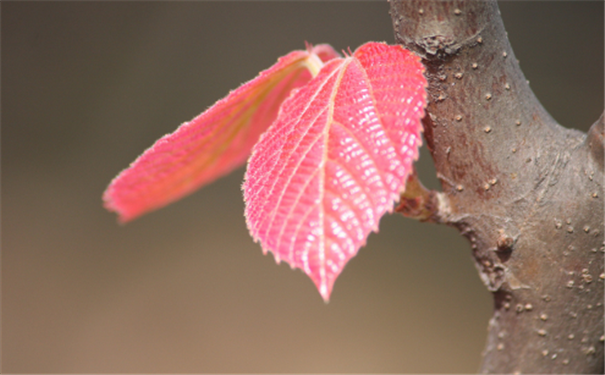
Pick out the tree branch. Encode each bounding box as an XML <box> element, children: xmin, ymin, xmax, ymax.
<box><xmin>390</xmin><ymin>1</ymin><xmax>604</xmax><ymax>373</ymax></box>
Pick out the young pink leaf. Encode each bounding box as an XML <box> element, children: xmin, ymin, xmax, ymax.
<box><xmin>244</xmin><ymin>42</ymin><xmax>427</xmax><ymax>301</ymax></box>
<box><xmin>104</xmin><ymin>44</ymin><xmax>340</xmax><ymax>223</ymax></box>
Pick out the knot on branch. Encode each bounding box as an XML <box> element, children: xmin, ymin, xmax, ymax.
<box><xmin>418</xmin><ymin>34</ymin><xmax>460</xmax><ymax>57</ymax></box>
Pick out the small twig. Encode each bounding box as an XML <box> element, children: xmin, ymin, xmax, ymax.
<box><xmin>396</xmin><ymin>168</ymin><xmax>444</xmax><ymax>222</ymax></box>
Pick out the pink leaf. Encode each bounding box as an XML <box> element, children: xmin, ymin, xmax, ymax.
<box><xmin>243</xmin><ymin>42</ymin><xmax>427</xmax><ymax>301</ymax></box>
<box><xmin>104</xmin><ymin>44</ymin><xmax>340</xmax><ymax>222</ymax></box>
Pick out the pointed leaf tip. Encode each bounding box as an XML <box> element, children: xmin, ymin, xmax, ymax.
<box><xmin>103</xmin><ymin>44</ymin><xmax>340</xmax><ymax>222</ymax></box>
<box><xmin>244</xmin><ymin>42</ymin><xmax>427</xmax><ymax>300</ymax></box>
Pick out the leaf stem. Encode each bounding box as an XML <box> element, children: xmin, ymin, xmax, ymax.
<box><xmin>303</xmin><ymin>53</ymin><xmax>325</xmax><ymax>78</ymax></box>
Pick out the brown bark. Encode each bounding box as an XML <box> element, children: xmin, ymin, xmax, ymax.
<box><xmin>390</xmin><ymin>1</ymin><xmax>604</xmax><ymax>373</ymax></box>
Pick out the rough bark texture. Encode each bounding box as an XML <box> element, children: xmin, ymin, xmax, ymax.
<box><xmin>390</xmin><ymin>1</ymin><xmax>604</xmax><ymax>373</ymax></box>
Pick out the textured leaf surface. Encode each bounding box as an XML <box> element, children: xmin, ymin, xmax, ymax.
<box><xmin>104</xmin><ymin>44</ymin><xmax>340</xmax><ymax>222</ymax></box>
<box><xmin>244</xmin><ymin>42</ymin><xmax>427</xmax><ymax>301</ymax></box>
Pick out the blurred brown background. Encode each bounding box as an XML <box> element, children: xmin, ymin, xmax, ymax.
<box><xmin>2</xmin><ymin>1</ymin><xmax>603</xmax><ymax>373</ymax></box>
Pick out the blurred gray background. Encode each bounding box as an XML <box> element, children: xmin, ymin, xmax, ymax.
<box><xmin>3</xmin><ymin>1</ymin><xmax>603</xmax><ymax>373</ymax></box>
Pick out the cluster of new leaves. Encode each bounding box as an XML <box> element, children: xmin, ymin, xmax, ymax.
<box><xmin>104</xmin><ymin>42</ymin><xmax>427</xmax><ymax>301</ymax></box>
